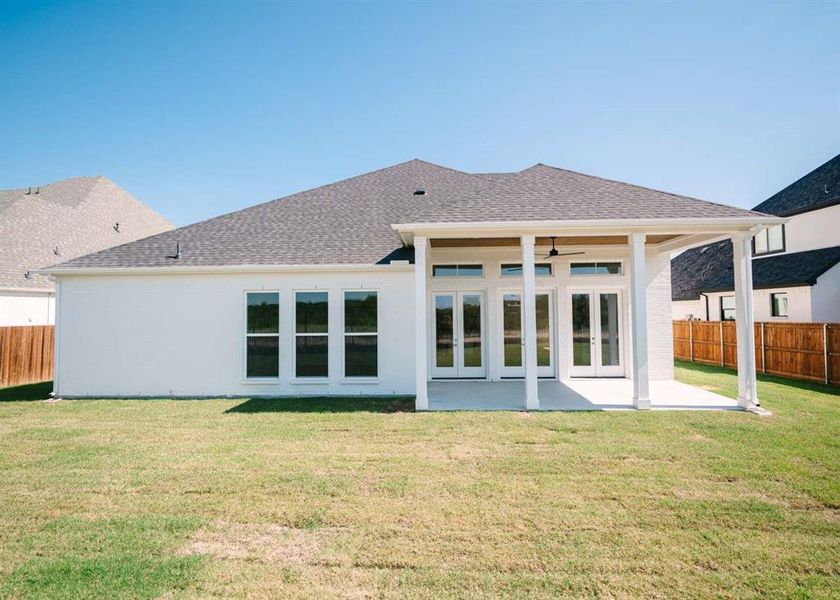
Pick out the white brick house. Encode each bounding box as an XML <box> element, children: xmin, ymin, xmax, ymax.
<box><xmin>36</xmin><ymin>160</ymin><xmax>780</xmax><ymax>411</ymax></box>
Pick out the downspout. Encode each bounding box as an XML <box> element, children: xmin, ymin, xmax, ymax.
<box><xmin>699</xmin><ymin>293</ymin><xmax>710</xmax><ymax>321</ymax></box>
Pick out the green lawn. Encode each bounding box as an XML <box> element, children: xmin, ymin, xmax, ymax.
<box><xmin>1</xmin><ymin>364</ymin><xmax>838</xmax><ymax>598</ymax></box>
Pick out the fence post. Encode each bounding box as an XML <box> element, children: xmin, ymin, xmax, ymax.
<box><xmin>761</xmin><ymin>322</ymin><xmax>766</xmax><ymax>374</ymax></box>
<box><xmin>689</xmin><ymin>320</ymin><xmax>694</xmax><ymax>362</ymax></box>
<box><xmin>719</xmin><ymin>321</ymin><xmax>725</xmax><ymax>367</ymax></box>
<box><xmin>824</xmin><ymin>323</ymin><xmax>830</xmax><ymax>385</ymax></box>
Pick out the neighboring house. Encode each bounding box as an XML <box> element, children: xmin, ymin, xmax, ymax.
<box><xmin>37</xmin><ymin>160</ymin><xmax>781</xmax><ymax>410</ymax></box>
<box><xmin>671</xmin><ymin>154</ymin><xmax>840</xmax><ymax>322</ymax></box>
<box><xmin>0</xmin><ymin>176</ymin><xmax>173</xmax><ymax>325</ymax></box>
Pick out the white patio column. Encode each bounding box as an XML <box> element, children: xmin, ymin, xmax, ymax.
<box><xmin>522</xmin><ymin>234</ymin><xmax>539</xmax><ymax>410</ymax></box>
<box><xmin>733</xmin><ymin>232</ymin><xmax>760</xmax><ymax>409</ymax></box>
<box><xmin>629</xmin><ymin>233</ymin><xmax>650</xmax><ymax>409</ymax></box>
<box><xmin>414</xmin><ymin>235</ymin><xmax>429</xmax><ymax>410</ymax></box>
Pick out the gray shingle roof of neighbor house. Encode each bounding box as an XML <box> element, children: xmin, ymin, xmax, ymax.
<box><xmin>0</xmin><ymin>176</ymin><xmax>173</xmax><ymax>290</ymax></box>
<box><xmin>672</xmin><ymin>241</ymin><xmax>840</xmax><ymax>300</ymax></box>
<box><xmin>752</xmin><ymin>153</ymin><xmax>840</xmax><ymax>216</ymax></box>
<box><xmin>47</xmin><ymin>159</ymin><xmax>770</xmax><ymax>271</ymax></box>
<box><xmin>671</xmin><ymin>152</ymin><xmax>840</xmax><ymax>300</ymax></box>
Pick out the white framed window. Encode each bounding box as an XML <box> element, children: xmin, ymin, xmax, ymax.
<box><xmin>432</xmin><ymin>264</ymin><xmax>484</xmax><ymax>277</ymax></box>
<box><xmin>720</xmin><ymin>295</ymin><xmax>735</xmax><ymax>321</ymax></box>
<box><xmin>771</xmin><ymin>292</ymin><xmax>789</xmax><ymax>318</ymax></box>
<box><xmin>244</xmin><ymin>291</ymin><xmax>280</xmax><ymax>379</ymax></box>
<box><xmin>753</xmin><ymin>224</ymin><xmax>785</xmax><ymax>256</ymax></box>
<box><xmin>344</xmin><ymin>291</ymin><xmax>378</xmax><ymax>378</ymax></box>
<box><xmin>500</xmin><ymin>263</ymin><xmax>552</xmax><ymax>277</ymax></box>
<box><xmin>570</xmin><ymin>261</ymin><xmax>623</xmax><ymax>275</ymax></box>
<box><xmin>295</xmin><ymin>291</ymin><xmax>329</xmax><ymax>378</ymax></box>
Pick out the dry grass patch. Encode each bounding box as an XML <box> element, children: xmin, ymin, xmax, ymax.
<box><xmin>179</xmin><ymin>521</ymin><xmax>327</xmax><ymax>564</ymax></box>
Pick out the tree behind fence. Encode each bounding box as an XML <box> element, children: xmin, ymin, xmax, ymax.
<box><xmin>674</xmin><ymin>320</ymin><xmax>839</xmax><ymax>386</ymax></box>
<box><xmin>0</xmin><ymin>326</ymin><xmax>54</xmax><ymax>387</ymax></box>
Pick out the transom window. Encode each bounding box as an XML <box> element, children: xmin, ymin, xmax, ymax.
<box><xmin>720</xmin><ymin>295</ymin><xmax>735</xmax><ymax>321</ymax></box>
<box><xmin>771</xmin><ymin>293</ymin><xmax>789</xmax><ymax>317</ymax></box>
<box><xmin>432</xmin><ymin>264</ymin><xmax>483</xmax><ymax>277</ymax></box>
<box><xmin>295</xmin><ymin>291</ymin><xmax>329</xmax><ymax>378</ymax></box>
<box><xmin>753</xmin><ymin>224</ymin><xmax>785</xmax><ymax>256</ymax></box>
<box><xmin>245</xmin><ymin>292</ymin><xmax>279</xmax><ymax>378</ymax></box>
<box><xmin>570</xmin><ymin>262</ymin><xmax>622</xmax><ymax>276</ymax></box>
<box><xmin>500</xmin><ymin>263</ymin><xmax>552</xmax><ymax>277</ymax></box>
<box><xmin>344</xmin><ymin>291</ymin><xmax>378</xmax><ymax>378</ymax></box>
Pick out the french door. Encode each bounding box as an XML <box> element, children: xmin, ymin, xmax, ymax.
<box><xmin>569</xmin><ymin>290</ymin><xmax>624</xmax><ymax>377</ymax></box>
<box><xmin>499</xmin><ymin>291</ymin><xmax>555</xmax><ymax>378</ymax></box>
<box><xmin>431</xmin><ymin>291</ymin><xmax>486</xmax><ymax>378</ymax></box>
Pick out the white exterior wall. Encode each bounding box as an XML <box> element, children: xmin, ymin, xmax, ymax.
<box><xmin>55</xmin><ymin>269</ymin><xmax>415</xmax><ymax>397</ymax></box>
<box><xmin>811</xmin><ymin>262</ymin><xmax>840</xmax><ymax>322</ymax></box>
<box><xmin>645</xmin><ymin>252</ymin><xmax>675</xmax><ymax>381</ymax></box>
<box><xmin>671</xmin><ymin>298</ymin><xmax>704</xmax><ymax>321</ymax></box>
<box><xmin>55</xmin><ymin>247</ymin><xmax>677</xmax><ymax>397</ymax></box>
<box><xmin>0</xmin><ymin>291</ymin><xmax>55</xmax><ymax>325</ymax></box>
<box><xmin>698</xmin><ymin>287</ymin><xmax>813</xmax><ymax>322</ymax></box>
<box><xmin>781</xmin><ymin>204</ymin><xmax>840</xmax><ymax>255</ymax></box>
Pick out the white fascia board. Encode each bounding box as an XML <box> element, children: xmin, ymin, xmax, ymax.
<box><xmin>32</xmin><ymin>263</ymin><xmax>415</xmax><ymax>278</ymax></box>
<box><xmin>392</xmin><ymin>216</ymin><xmax>787</xmax><ymax>243</ymax></box>
<box><xmin>0</xmin><ymin>287</ymin><xmax>56</xmax><ymax>295</ymax></box>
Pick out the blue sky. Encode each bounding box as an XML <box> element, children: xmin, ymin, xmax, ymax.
<box><xmin>1</xmin><ymin>1</ymin><xmax>837</xmax><ymax>226</ymax></box>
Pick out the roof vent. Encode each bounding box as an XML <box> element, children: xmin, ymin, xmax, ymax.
<box><xmin>413</xmin><ymin>189</ymin><xmax>426</xmax><ymax>196</ymax></box>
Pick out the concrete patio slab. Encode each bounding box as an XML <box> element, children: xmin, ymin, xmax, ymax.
<box><xmin>427</xmin><ymin>378</ymin><xmax>740</xmax><ymax>411</ymax></box>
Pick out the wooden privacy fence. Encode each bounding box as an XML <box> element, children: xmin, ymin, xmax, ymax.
<box><xmin>0</xmin><ymin>326</ymin><xmax>54</xmax><ymax>387</ymax></box>
<box><xmin>674</xmin><ymin>320</ymin><xmax>840</xmax><ymax>386</ymax></box>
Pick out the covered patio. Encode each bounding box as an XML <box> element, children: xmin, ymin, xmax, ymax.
<box><xmin>428</xmin><ymin>379</ymin><xmax>742</xmax><ymax>411</ymax></box>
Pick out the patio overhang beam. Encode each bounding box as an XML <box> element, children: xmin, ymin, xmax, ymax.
<box><xmin>392</xmin><ymin>217</ymin><xmax>787</xmax><ymax>249</ymax></box>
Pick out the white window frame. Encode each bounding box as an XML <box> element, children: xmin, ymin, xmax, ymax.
<box><xmin>770</xmin><ymin>292</ymin><xmax>789</xmax><ymax>318</ymax></box>
<box><xmin>499</xmin><ymin>262</ymin><xmax>553</xmax><ymax>277</ymax></box>
<box><xmin>341</xmin><ymin>289</ymin><xmax>380</xmax><ymax>382</ymax></box>
<box><xmin>753</xmin><ymin>224</ymin><xmax>785</xmax><ymax>256</ymax></box>
<box><xmin>243</xmin><ymin>290</ymin><xmax>281</xmax><ymax>382</ymax></box>
<box><xmin>293</xmin><ymin>289</ymin><xmax>330</xmax><ymax>382</ymax></box>
<box><xmin>720</xmin><ymin>295</ymin><xmax>736</xmax><ymax>321</ymax></box>
<box><xmin>569</xmin><ymin>260</ymin><xmax>624</xmax><ymax>276</ymax></box>
<box><xmin>431</xmin><ymin>263</ymin><xmax>485</xmax><ymax>278</ymax></box>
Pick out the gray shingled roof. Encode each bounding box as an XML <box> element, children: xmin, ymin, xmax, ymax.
<box><xmin>677</xmin><ymin>244</ymin><xmax>840</xmax><ymax>296</ymax></box>
<box><xmin>0</xmin><ymin>176</ymin><xmax>173</xmax><ymax>289</ymax></box>
<box><xmin>752</xmin><ymin>153</ymin><xmax>840</xmax><ymax>216</ymax></box>
<box><xmin>48</xmin><ymin>159</ymin><xmax>768</xmax><ymax>271</ymax></box>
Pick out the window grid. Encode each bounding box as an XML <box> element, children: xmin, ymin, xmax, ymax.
<box><xmin>344</xmin><ymin>290</ymin><xmax>378</xmax><ymax>378</ymax></box>
<box><xmin>295</xmin><ymin>291</ymin><xmax>329</xmax><ymax>378</ymax></box>
<box><xmin>432</xmin><ymin>264</ymin><xmax>484</xmax><ymax>277</ymax></box>
<box><xmin>245</xmin><ymin>291</ymin><xmax>280</xmax><ymax>379</ymax></box>
<box><xmin>720</xmin><ymin>296</ymin><xmax>736</xmax><ymax>321</ymax></box>
<box><xmin>771</xmin><ymin>293</ymin><xmax>789</xmax><ymax>318</ymax></box>
<box><xmin>570</xmin><ymin>261</ymin><xmax>623</xmax><ymax>276</ymax></box>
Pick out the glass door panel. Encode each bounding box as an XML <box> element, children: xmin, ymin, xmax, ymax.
<box><xmin>500</xmin><ymin>292</ymin><xmax>554</xmax><ymax>378</ymax></box>
<box><xmin>536</xmin><ymin>294</ymin><xmax>551</xmax><ymax>368</ymax></box>
<box><xmin>462</xmin><ymin>294</ymin><xmax>482</xmax><ymax>368</ymax></box>
<box><xmin>571</xmin><ymin>293</ymin><xmax>593</xmax><ymax>371</ymax></box>
<box><xmin>433</xmin><ymin>294</ymin><xmax>455</xmax><ymax>376</ymax></box>
<box><xmin>599</xmin><ymin>293</ymin><xmax>620</xmax><ymax>367</ymax></box>
<box><xmin>569</xmin><ymin>290</ymin><xmax>623</xmax><ymax>377</ymax></box>
<box><xmin>502</xmin><ymin>294</ymin><xmax>522</xmax><ymax>368</ymax></box>
<box><xmin>432</xmin><ymin>292</ymin><xmax>485</xmax><ymax>378</ymax></box>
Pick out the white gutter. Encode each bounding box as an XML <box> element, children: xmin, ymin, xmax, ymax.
<box><xmin>30</xmin><ymin>262</ymin><xmax>415</xmax><ymax>277</ymax></box>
